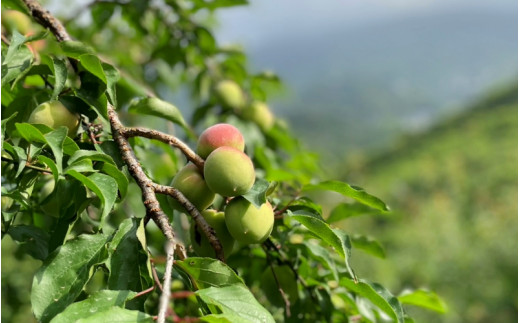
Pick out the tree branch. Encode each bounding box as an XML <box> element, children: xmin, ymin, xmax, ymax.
<box><xmin>158</xmin><ymin>241</ymin><xmax>175</xmax><ymax>323</ymax></box>
<box><xmin>23</xmin><ymin>0</ymin><xmax>71</xmax><ymax>42</ymax></box>
<box><xmin>122</xmin><ymin>127</ymin><xmax>205</xmax><ymax>171</ymax></box>
<box><xmin>153</xmin><ymin>183</ymin><xmax>225</xmax><ymax>261</ymax></box>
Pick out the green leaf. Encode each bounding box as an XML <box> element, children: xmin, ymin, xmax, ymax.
<box><xmin>50</xmin><ymin>290</ymin><xmax>137</xmax><ymax>323</ymax></box>
<box><xmin>38</xmin><ymin>156</ymin><xmax>59</xmax><ymax>184</ymax></box>
<box><xmin>327</xmin><ymin>202</ymin><xmax>382</xmax><ymax>223</ymax></box>
<box><xmin>44</xmin><ymin>127</ymin><xmax>68</xmax><ymax>174</ymax></box>
<box><xmin>107</xmin><ymin>219</ymin><xmax>152</xmax><ymax>293</ymax></box>
<box><xmin>66</xmin><ymin>171</ymin><xmax>118</xmax><ymax>226</ymax></box>
<box><xmin>102</xmin><ymin>62</ymin><xmax>119</xmax><ymax>106</ymax></box>
<box><xmin>303</xmin><ymin>241</ymin><xmax>338</xmax><ymax>281</ymax></box>
<box><xmin>7</xmin><ymin>225</ymin><xmax>49</xmax><ymax>261</ymax></box>
<box><xmin>174</xmin><ymin>257</ymin><xmax>244</xmax><ymax>290</ymax></box>
<box><xmin>101</xmin><ymin>163</ymin><xmax>128</xmax><ymax>198</ymax></box>
<box><xmin>289</xmin><ymin>209</ymin><xmax>357</xmax><ymax>281</ymax></box>
<box><xmin>2</xmin><ymin>43</ymin><xmax>33</xmax><ymax>84</ymax></box>
<box><xmin>201</xmin><ymin>314</ymin><xmax>247</xmax><ymax>323</ymax></box>
<box><xmin>31</xmin><ymin>234</ymin><xmax>109</xmax><ymax>323</ymax></box>
<box><xmin>76</xmin><ymin>307</ymin><xmax>153</xmax><ymax>323</ymax></box>
<box><xmin>79</xmin><ymin>54</ymin><xmax>107</xmax><ymax>84</ymax></box>
<box><xmin>398</xmin><ymin>289</ymin><xmax>448</xmax><ymax>313</ymax></box>
<box><xmin>3</xmin><ymin>30</ymin><xmax>26</xmax><ymax>64</ymax></box>
<box><xmin>64</xmin><ymin>159</ymin><xmax>96</xmax><ymax>174</ymax></box>
<box><xmin>60</xmin><ymin>41</ymin><xmax>95</xmax><ymax>59</ymax></box>
<box><xmin>340</xmin><ymin>278</ymin><xmax>405</xmax><ymax>323</ymax></box>
<box><xmin>67</xmin><ymin>150</ymin><xmax>116</xmax><ymax>166</ymax></box>
<box><xmin>350</xmin><ymin>235</ymin><xmax>386</xmax><ymax>258</ymax></box>
<box><xmin>241</xmin><ymin>178</ymin><xmax>269</xmax><ymax>208</ymax></box>
<box><xmin>196</xmin><ymin>285</ymin><xmax>275</xmax><ymax>323</ymax></box>
<box><xmin>15</xmin><ymin>122</ymin><xmax>47</xmax><ymax>143</ymax></box>
<box><xmin>128</xmin><ymin>97</ymin><xmax>188</xmax><ymax>128</ymax></box>
<box><xmin>303</xmin><ymin>180</ymin><xmax>390</xmax><ymax>211</ymax></box>
<box><xmin>1</xmin><ymin>0</ymin><xmax>30</xmax><ymax>13</ymax></box>
<box><xmin>51</xmin><ymin>57</ymin><xmax>67</xmax><ymax>100</ymax></box>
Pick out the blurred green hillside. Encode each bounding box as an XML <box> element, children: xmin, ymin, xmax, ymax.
<box><xmin>337</xmin><ymin>84</ymin><xmax>517</xmax><ymax>322</ymax></box>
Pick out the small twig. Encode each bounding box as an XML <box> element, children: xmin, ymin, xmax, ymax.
<box><xmin>153</xmin><ymin>183</ymin><xmax>225</xmax><ymax>262</ymax></box>
<box><xmin>263</xmin><ymin>245</ymin><xmax>291</xmax><ymax>317</ymax></box>
<box><xmin>170</xmin><ymin>291</ymin><xmax>194</xmax><ymax>299</ymax></box>
<box><xmin>122</xmin><ymin>127</ymin><xmax>205</xmax><ymax>171</ymax></box>
<box><xmin>133</xmin><ymin>285</ymin><xmax>155</xmax><ymax>299</ymax></box>
<box><xmin>158</xmin><ymin>241</ymin><xmax>175</xmax><ymax>323</ymax></box>
<box><xmin>150</xmin><ymin>259</ymin><xmax>164</xmax><ymax>292</ymax></box>
<box><xmin>1</xmin><ymin>156</ymin><xmax>51</xmax><ymax>174</ymax></box>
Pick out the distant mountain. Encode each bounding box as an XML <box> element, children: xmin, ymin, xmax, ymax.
<box><xmin>245</xmin><ymin>9</ymin><xmax>517</xmax><ymax>155</ymax></box>
<box><xmin>338</xmin><ymin>83</ymin><xmax>517</xmax><ymax>323</ymax></box>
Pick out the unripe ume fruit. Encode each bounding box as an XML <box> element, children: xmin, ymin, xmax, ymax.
<box><xmin>167</xmin><ymin>163</ymin><xmax>215</xmax><ymax>212</ymax></box>
<box><xmin>224</xmin><ymin>197</ymin><xmax>274</xmax><ymax>244</ymax></box>
<box><xmin>215</xmin><ymin>80</ymin><xmax>245</xmax><ymax>109</ymax></box>
<box><xmin>191</xmin><ymin>209</ymin><xmax>236</xmax><ymax>258</ymax></box>
<box><xmin>244</xmin><ymin>101</ymin><xmax>275</xmax><ymax>132</ymax></box>
<box><xmin>27</xmin><ymin>100</ymin><xmax>80</xmax><ymax>136</ymax></box>
<box><xmin>197</xmin><ymin>123</ymin><xmax>245</xmax><ymax>159</ymax></box>
<box><xmin>204</xmin><ymin>147</ymin><xmax>255</xmax><ymax>197</ymax></box>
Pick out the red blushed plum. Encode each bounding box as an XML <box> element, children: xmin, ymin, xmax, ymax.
<box><xmin>196</xmin><ymin>123</ymin><xmax>245</xmax><ymax>159</ymax></box>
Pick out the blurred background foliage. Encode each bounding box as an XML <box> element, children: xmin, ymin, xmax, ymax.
<box><xmin>2</xmin><ymin>0</ymin><xmax>517</xmax><ymax>322</ymax></box>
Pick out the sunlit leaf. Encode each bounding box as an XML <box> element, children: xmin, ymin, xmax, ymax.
<box><xmin>398</xmin><ymin>289</ymin><xmax>447</xmax><ymax>313</ymax></box>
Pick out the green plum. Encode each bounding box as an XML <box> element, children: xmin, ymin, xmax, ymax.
<box><xmin>215</xmin><ymin>80</ymin><xmax>245</xmax><ymax>109</ymax></box>
<box><xmin>167</xmin><ymin>163</ymin><xmax>215</xmax><ymax>212</ymax></box>
<box><xmin>28</xmin><ymin>100</ymin><xmax>80</xmax><ymax>136</ymax></box>
<box><xmin>204</xmin><ymin>147</ymin><xmax>255</xmax><ymax>197</ymax></box>
<box><xmin>244</xmin><ymin>101</ymin><xmax>275</xmax><ymax>132</ymax></box>
<box><xmin>224</xmin><ymin>197</ymin><xmax>273</xmax><ymax>244</ymax></box>
<box><xmin>191</xmin><ymin>209</ymin><xmax>236</xmax><ymax>258</ymax></box>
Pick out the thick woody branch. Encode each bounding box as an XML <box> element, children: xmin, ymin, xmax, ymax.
<box><xmin>122</xmin><ymin>127</ymin><xmax>205</xmax><ymax>171</ymax></box>
<box><xmin>153</xmin><ymin>184</ymin><xmax>225</xmax><ymax>262</ymax></box>
<box><xmin>107</xmin><ymin>105</ymin><xmax>187</xmax><ymax>258</ymax></box>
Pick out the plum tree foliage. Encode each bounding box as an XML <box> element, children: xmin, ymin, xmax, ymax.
<box><xmin>1</xmin><ymin>1</ymin><xmax>444</xmax><ymax>322</ymax></box>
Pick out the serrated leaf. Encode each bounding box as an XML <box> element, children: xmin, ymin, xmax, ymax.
<box><xmin>76</xmin><ymin>306</ymin><xmax>153</xmax><ymax>323</ymax></box>
<box><xmin>201</xmin><ymin>314</ymin><xmax>246</xmax><ymax>323</ymax></box>
<box><xmin>351</xmin><ymin>235</ymin><xmax>386</xmax><ymax>258</ymax></box>
<box><xmin>174</xmin><ymin>257</ymin><xmax>244</xmax><ymax>290</ymax></box>
<box><xmin>60</xmin><ymin>41</ymin><xmax>95</xmax><ymax>59</ymax></box>
<box><xmin>340</xmin><ymin>278</ymin><xmax>405</xmax><ymax>323</ymax></box>
<box><xmin>128</xmin><ymin>97</ymin><xmax>187</xmax><ymax>128</ymax></box>
<box><xmin>241</xmin><ymin>178</ymin><xmax>269</xmax><ymax>208</ymax></box>
<box><xmin>107</xmin><ymin>218</ymin><xmax>152</xmax><ymax>293</ymax></box>
<box><xmin>289</xmin><ymin>209</ymin><xmax>357</xmax><ymax>281</ymax></box>
<box><xmin>327</xmin><ymin>202</ymin><xmax>382</xmax><ymax>224</ymax></box>
<box><xmin>67</xmin><ymin>150</ymin><xmax>116</xmax><ymax>166</ymax></box>
<box><xmin>7</xmin><ymin>225</ymin><xmax>49</xmax><ymax>260</ymax></box>
<box><xmin>303</xmin><ymin>180</ymin><xmax>389</xmax><ymax>211</ymax></box>
<box><xmin>101</xmin><ymin>163</ymin><xmax>128</xmax><ymax>198</ymax></box>
<box><xmin>66</xmin><ymin>171</ymin><xmax>117</xmax><ymax>226</ymax></box>
<box><xmin>31</xmin><ymin>234</ymin><xmax>109</xmax><ymax>323</ymax></box>
<box><xmin>196</xmin><ymin>285</ymin><xmax>275</xmax><ymax>323</ymax></box>
<box><xmin>50</xmin><ymin>290</ymin><xmax>137</xmax><ymax>323</ymax></box>
<box><xmin>51</xmin><ymin>57</ymin><xmax>67</xmax><ymax>100</ymax></box>
<box><xmin>398</xmin><ymin>289</ymin><xmax>447</xmax><ymax>313</ymax></box>
<box><xmin>3</xmin><ymin>30</ymin><xmax>26</xmax><ymax>64</ymax></box>
<box><xmin>64</xmin><ymin>159</ymin><xmax>96</xmax><ymax>173</ymax></box>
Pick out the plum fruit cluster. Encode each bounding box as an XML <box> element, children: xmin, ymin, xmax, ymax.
<box><xmin>171</xmin><ymin>123</ymin><xmax>274</xmax><ymax>257</ymax></box>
